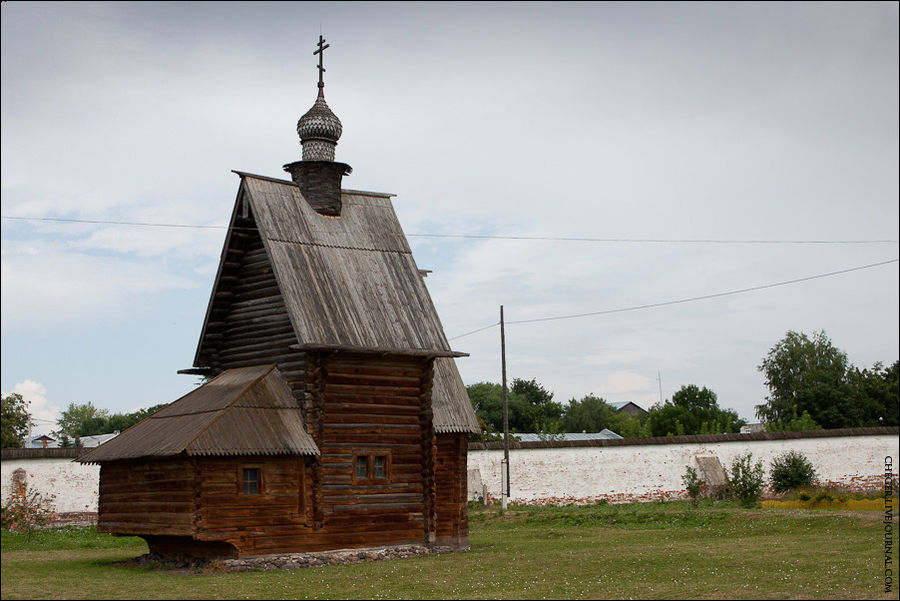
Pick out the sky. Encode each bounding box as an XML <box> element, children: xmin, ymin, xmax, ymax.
<box><xmin>2</xmin><ymin>1</ymin><xmax>898</xmax><ymax>437</ymax></box>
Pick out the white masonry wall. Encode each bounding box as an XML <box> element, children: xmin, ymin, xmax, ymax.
<box><xmin>468</xmin><ymin>434</ymin><xmax>899</xmax><ymax>504</ymax></box>
<box><xmin>1</xmin><ymin>457</ymin><xmax>100</xmax><ymax>514</ymax></box>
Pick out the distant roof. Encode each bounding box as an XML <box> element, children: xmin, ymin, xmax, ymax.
<box><xmin>78</xmin><ymin>432</ymin><xmax>120</xmax><ymax>448</ymax></box>
<box><xmin>78</xmin><ymin>365</ymin><xmax>319</xmax><ymax>464</ymax></box>
<box><xmin>431</xmin><ymin>357</ymin><xmax>481</xmax><ymax>434</ymax></box>
<box><xmin>514</xmin><ymin>430</ymin><xmax>623</xmax><ymax>442</ymax></box>
<box><xmin>608</xmin><ymin>401</ymin><xmax>647</xmax><ymax>412</ymax></box>
<box><xmin>195</xmin><ymin>173</ymin><xmax>462</xmax><ymax>358</ymax></box>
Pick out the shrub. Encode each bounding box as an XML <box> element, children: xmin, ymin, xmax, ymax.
<box><xmin>769</xmin><ymin>450</ymin><xmax>818</xmax><ymax>493</ymax></box>
<box><xmin>1</xmin><ymin>489</ymin><xmax>49</xmax><ymax>538</ymax></box>
<box><xmin>726</xmin><ymin>452</ymin><xmax>765</xmax><ymax>508</ymax></box>
<box><xmin>682</xmin><ymin>465</ymin><xmax>703</xmax><ymax>507</ymax></box>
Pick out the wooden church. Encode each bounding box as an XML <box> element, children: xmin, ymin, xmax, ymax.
<box><xmin>78</xmin><ymin>37</ymin><xmax>480</xmax><ymax>559</ymax></box>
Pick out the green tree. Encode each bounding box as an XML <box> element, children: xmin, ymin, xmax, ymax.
<box><xmin>1</xmin><ymin>393</ymin><xmax>30</xmax><ymax>448</ymax></box>
<box><xmin>466</xmin><ymin>378</ymin><xmax>563</xmax><ymax>434</ymax></box>
<box><xmin>561</xmin><ymin>395</ymin><xmax>613</xmax><ymax>432</ymax></box>
<box><xmin>765</xmin><ymin>408</ymin><xmax>821</xmax><ymax>432</ymax></box>
<box><xmin>645</xmin><ymin>385</ymin><xmax>745</xmax><ymax>437</ymax></box>
<box><xmin>846</xmin><ymin>360</ymin><xmax>899</xmax><ymax>427</ymax></box>
<box><xmin>55</xmin><ymin>402</ymin><xmax>110</xmax><ymax>438</ymax></box>
<box><xmin>561</xmin><ymin>395</ymin><xmax>649</xmax><ymax>437</ymax></box>
<box><xmin>755</xmin><ymin>330</ymin><xmax>897</xmax><ymax>429</ymax></box>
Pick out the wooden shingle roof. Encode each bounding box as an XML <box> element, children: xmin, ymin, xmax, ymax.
<box><xmin>432</xmin><ymin>357</ymin><xmax>480</xmax><ymax>434</ymax></box>
<box><xmin>78</xmin><ymin>365</ymin><xmax>319</xmax><ymax>464</ymax></box>
<box><xmin>226</xmin><ymin>173</ymin><xmax>461</xmax><ymax>357</ymax></box>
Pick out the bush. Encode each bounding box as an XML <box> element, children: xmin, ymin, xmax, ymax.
<box><xmin>769</xmin><ymin>450</ymin><xmax>818</xmax><ymax>493</ymax></box>
<box><xmin>1</xmin><ymin>489</ymin><xmax>49</xmax><ymax>537</ymax></box>
<box><xmin>726</xmin><ymin>452</ymin><xmax>765</xmax><ymax>508</ymax></box>
<box><xmin>682</xmin><ymin>465</ymin><xmax>703</xmax><ymax>507</ymax></box>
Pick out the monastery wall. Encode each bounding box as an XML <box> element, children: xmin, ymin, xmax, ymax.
<box><xmin>467</xmin><ymin>430</ymin><xmax>898</xmax><ymax>504</ymax></box>
<box><xmin>1</xmin><ymin>453</ymin><xmax>99</xmax><ymax>526</ymax></box>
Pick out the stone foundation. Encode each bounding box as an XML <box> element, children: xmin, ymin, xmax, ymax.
<box><xmin>121</xmin><ymin>543</ymin><xmax>463</xmax><ymax>573</ymax></box>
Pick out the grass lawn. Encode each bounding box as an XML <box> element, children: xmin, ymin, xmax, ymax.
<box><xmin>1</xmin><ymin>500</ymin><xmax>895</xmax><ymax>599</ymax></box>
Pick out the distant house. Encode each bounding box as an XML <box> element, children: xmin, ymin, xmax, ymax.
<box><xmin>607</xmin><ymin>401</ymin><xmax>648</xmax><ymax>419</ymax></box>
<box><xmin>514</xmin><ymin>430</ymin><xmax>623</xmax><ymax>442</ymax></box>
<box><xmin>28</xmin><ymin>435</ymin><xmax>57</xmax><ymax>449</ymax></box>
<box><xmin>78</xmin><ymin>41</ymin><xmax>479</xmax><ymax>559</ymax></box>
<box><xmin>740</xmin><ymin>423</ymin><xmax>766</xmax><ymax>434</ymax></box>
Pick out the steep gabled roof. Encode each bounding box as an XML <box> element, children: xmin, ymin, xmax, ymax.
<box><xmin>193</xmin><ymin>173</ymin><xmax>462</xmax><ymax>360</ymax></box>
<box><xmin>78</xmin><ymin>365</ymin><xmax>319</xmax><ymax>464</ymax></box>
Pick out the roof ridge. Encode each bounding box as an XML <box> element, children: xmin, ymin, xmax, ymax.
<box><xmin>231</xmin><ymin>170</ymin><xmax>395</xmax><ymax>198</ymax></box>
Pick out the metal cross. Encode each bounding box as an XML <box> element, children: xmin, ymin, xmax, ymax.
<box><xmin>314</xmin><ymin>35</ymin><xmax>330</xmax><ymax>89</ymax></box>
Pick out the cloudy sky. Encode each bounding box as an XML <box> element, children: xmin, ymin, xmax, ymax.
<box><xmin>2</xmin><ymin>2</ymin><xmax>898</xmax><ymax>436</ymax></box>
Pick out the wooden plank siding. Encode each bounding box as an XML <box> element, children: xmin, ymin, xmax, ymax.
<box><xmin>315</xmin><ymin>353</ymin><xmax>431</xmax><ymax>549</ymax></box>
<box><xmin>434</xmin><ymin>433</ymin><xmax>469</xmax><ymax>549</ymax></box>
<box><xmin>195</xmin><ymin>455</ymin><xmax>312</xmax><ymax>556</ymax></box>
<box><xmin>98</xmin><ymin>459</ymin><xmax>195</xmax><ymax>537</ymax></box>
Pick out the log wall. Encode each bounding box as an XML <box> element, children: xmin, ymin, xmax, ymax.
<box><xmin>98</xmin><ymin>459</ymin><xmax>194</xmax><ymax>537</ymax></box>
<box><xmin>434</xmin><ymin>433</ymin><xmax>469</xmax><ymax>549</ymax></box>
<box><xmin>196</xmin><ymin>455</ymin><xmax>312</xmax><ymax>556</ymax></box>
<box><xmin>314</xmin><ymin>353</ymin><xmax>430</xmax><ymax>550</ymax></box>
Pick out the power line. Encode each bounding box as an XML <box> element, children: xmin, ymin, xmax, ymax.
<box><xmin>408</xmin><ymin>232</ymin><xmax>900</xmax><ymax>245</ymax></box>
<box><xmin>3</xmin><ymin>215</ymin><xmax>897</xmax><ymax>245</ymax></box>
<box><xmin>448</xmin><ymin>258</ymin><xmax>899</xmax><ymax>339</ymax></box>
<box><xmin>448</xmin><ymin>321</ymin><xmax>501</xmax><ymax>341</ymax></box>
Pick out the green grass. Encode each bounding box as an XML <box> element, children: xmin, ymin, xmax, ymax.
<box><xmin>2</xmin><ymin>502</ymin><xmax>896</xmax><ymax>599</ymax></box>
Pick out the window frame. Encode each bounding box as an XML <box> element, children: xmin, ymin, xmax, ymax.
<box><xmin>351</xmin><ymin>452</ymin><xmax>391</xmax><ymax>484</ymax></box>
<box><xmin>239</xmin><ymin>465</ymin><xmax>263</xmax><ymax>495</ymax></box>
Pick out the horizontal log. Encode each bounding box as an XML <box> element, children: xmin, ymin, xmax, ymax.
<box><xmin>320</xmin><ymin>433</ymin><xmax>423</xmax><ymax>445</ymax></box>
<box><xmin>327</xmin><ymin>373</ymin><xmax>423</xmax><ymax>387</ymax></box>
<box><xmin>99</xmin><ymin>523</ymin><xmax>192</xmax><ymax>536</ymax></box>
<box><xmin>101</xmin><ymin>501</ymin><xmax>193</xmax><ymax>514</ymax></box>
<box><xmin>322</xmin><ymin>442</ymin><xmax>421</xmax><ymax>452</ymax></box>
<box><xmin>100</xmin><ymin>511</ymin><xmax>193</xmax><ymax>525</ymax></box>
<box><xmin>323</xmin><ymin>383</ymin><xmax>421</xmax><ymax>396</ymax></box>
<box><xmin>325</xmin><ymin>403</ymin><xmax>420</xmax><ymax>416</ymax></box>
<box><xmin>322</xmin><ymin>421</ymin><xmax>419</xmax><ymax>430</ymax></box>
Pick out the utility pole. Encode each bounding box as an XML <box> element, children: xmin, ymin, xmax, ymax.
<box><xmin>658</xmin><ymin>370</ymin><xmax>663</xmax><ymax>405</ymax></box>
<box><xmin>500</xmin><ymin>305</ymin><xmax>510</xmax><ymax>510</ymax></box>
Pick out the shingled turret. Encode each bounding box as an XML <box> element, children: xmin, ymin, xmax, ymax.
<box><xmin>284</xmin><ymin>35</ymin><xmax>352</xmax><ymax>216</ymax></box>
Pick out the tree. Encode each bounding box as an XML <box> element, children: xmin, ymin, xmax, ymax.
<box><xmin>1</xmin><ymin>393</ymin><xmax>30</xmax><ymax>448</ymax></box>
<box><xmin>561</xmin><ymin>395</ymin><xmax>648</xmax><ymax>437</ymax></box>
<box><xmin>55</xmin><ymin>402</ymin><xmax>110</xmax><ymax>438</ymax></box>
<box><xmin>54</xmin><ymin>401</ymin><xmax>169</xmax><ymax>438</ymax></box>
<box><xmin>645</xmin><ymin>385</ymin><xmax>745</xmax><ymax>437</ymax></box>
<box><xmin>846</xmin><ymin>360</ymin><xmax>899</xmax><ymax>427</ymax></box>
<box><xmin>561</xmin><ymin>395</ymin><xmax>612</xmax><ymax>433</ymax></box>
<box><xmin>466</xmin><ymin>378</ymin><xmax>563</xmax><ymax>434</ymax></box>
<box><xmin>765</xmin><ymin>408</ymin><xmax>821</xmax><ymax>432</ymax></box>
<box><xmin>755</xmin><ymin>330</ymin><xmax>897</xmax><ymax>429</ymax></box>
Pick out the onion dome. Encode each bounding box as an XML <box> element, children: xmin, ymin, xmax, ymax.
<box><xmin>296</xmin><ymin>88</ymin><xmax>342</xmax><ymax>161</ymax></box>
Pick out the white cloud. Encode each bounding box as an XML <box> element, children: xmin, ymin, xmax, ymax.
<box><xmin>1</xmin><ymin>241</ymin><xmax>199</xmax><ymax>328</ymax></box>
<box><xmin>7</xmin><ymin>379</ymin><xmax>60</xmax><ymax>437</ymax></box>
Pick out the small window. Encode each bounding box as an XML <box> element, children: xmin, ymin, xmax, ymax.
<box><xmin>355</xmin><ymin>456</ymin><xmax>368</xmax><ymax>480</ymax></box>
<box><xmin>373</xmin><ymin>455</ymin><xmax>386</xmax><ymax>479</ymax></box>
<box><xmin>353</xmin><ymin>453</ymin><xmax>390</xmax><ymax>483</ymax></box>
<box><xmin>242</xmin><ymin>467</ymin><xmax>260</xmax><ymax>495</ymax></box>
